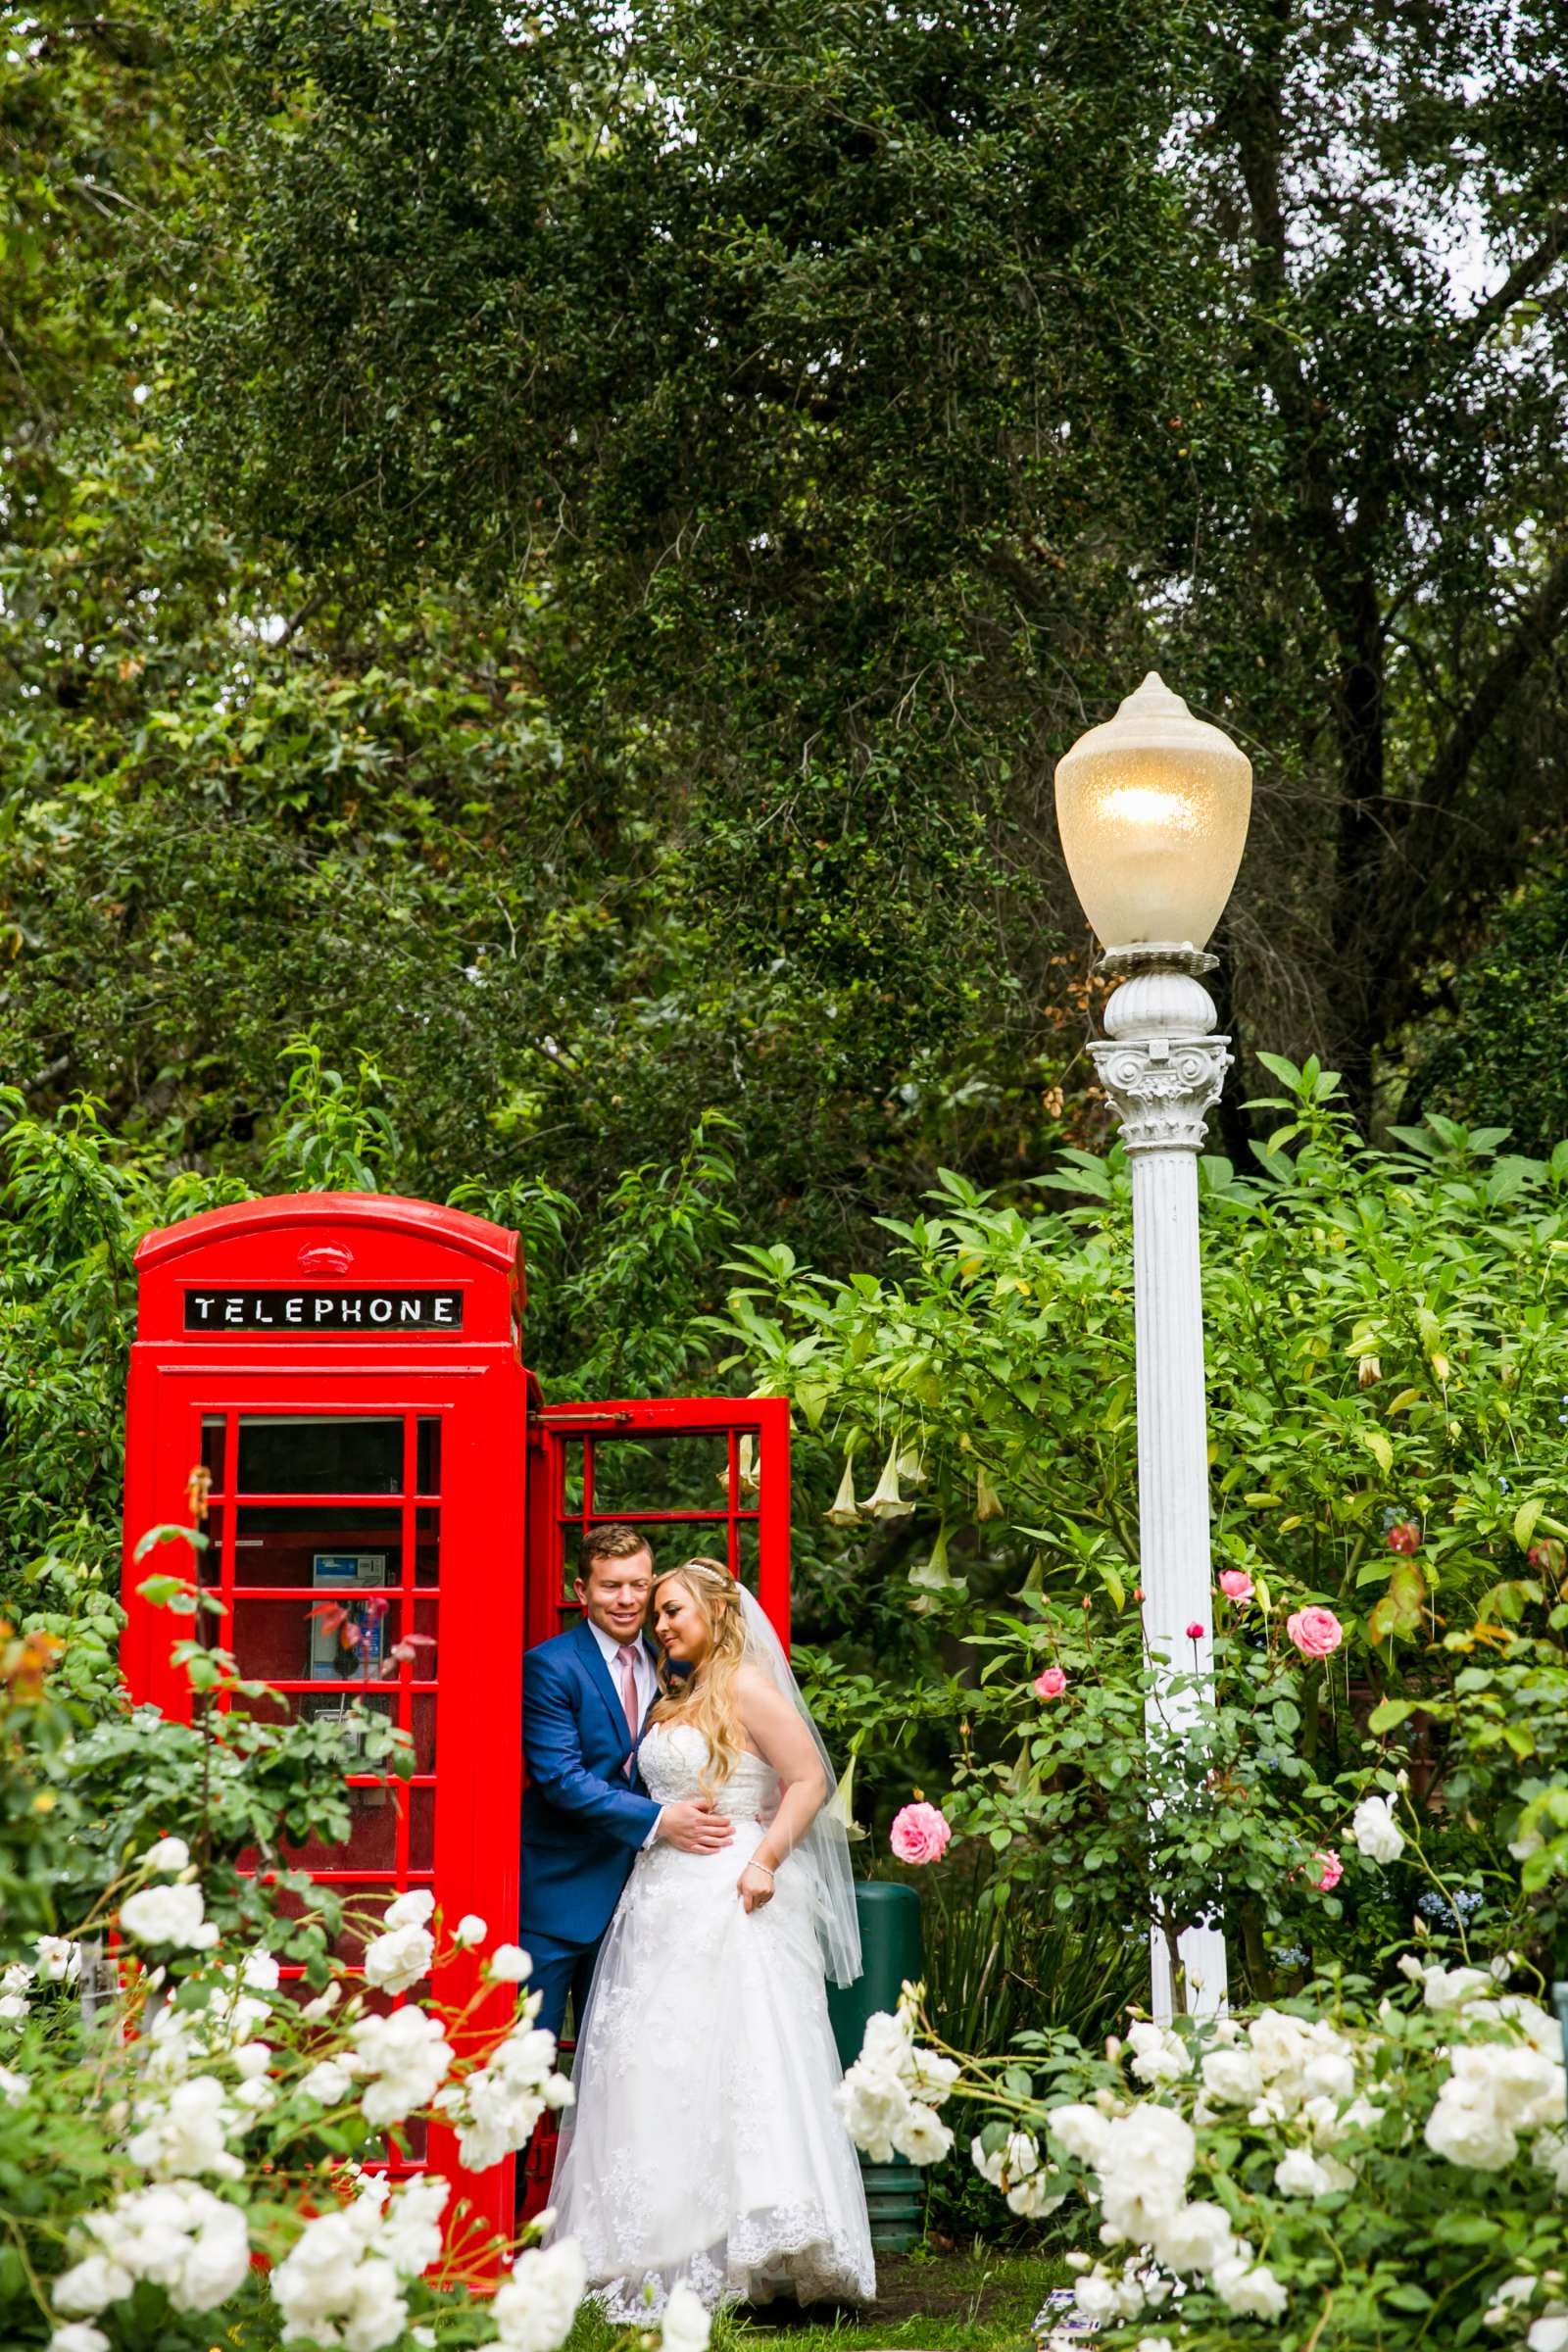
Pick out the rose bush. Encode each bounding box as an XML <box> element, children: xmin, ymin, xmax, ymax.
<box><xmin>841</xmin><ymin>1967</ymin><xmax>1568</xmax><ymax>2351</ymax></box>
<box><xmin>0</xmin><ymin>1620</ymin><xmax>707</xmax><ymax>2352</ymax></box>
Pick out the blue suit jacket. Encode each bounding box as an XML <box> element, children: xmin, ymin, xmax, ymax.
<box><xmin>519</xmin><ymin>1618</ymin><xmax>662</xmax><ymax>1950</ymax></box>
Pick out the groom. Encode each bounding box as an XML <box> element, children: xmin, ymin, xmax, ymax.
<box><xmin>519</xmin><ymin>1522</ymin><xmax>734</xmax><ymax>2039</ymax></box>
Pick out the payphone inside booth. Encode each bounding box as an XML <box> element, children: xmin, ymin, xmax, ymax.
<box><xmin>120</xmin><ymin>1193</ymin><xmax>792</xmax><ymax>2248</ymax></box>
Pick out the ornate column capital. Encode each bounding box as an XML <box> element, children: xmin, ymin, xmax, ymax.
<box><xmin>1091</xmin><ymin>969</ymin><xmax>1232</xmax><ymax>1153</ymax></box>
<box><xmin>1091</xmin><ymin>1033</ymin><xmax>1232</xmax><ymax>1153</ymax></box>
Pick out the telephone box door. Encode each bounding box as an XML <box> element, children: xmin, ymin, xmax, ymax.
<box><xmin>124</xmin><ymin>1364</ymin><xmax>525</xmax><ymax>2244</ymax></box>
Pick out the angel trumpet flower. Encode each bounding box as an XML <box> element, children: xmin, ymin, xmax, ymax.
<box><xmin>826</xmin><ymin>1459</ymin><xmax>861</xmax><ymax>1526</ymax></box>
<box><xmin>866</xmin><ymin>1445</ymin><xmax>914</xmax><ymax>1520</ymax></box>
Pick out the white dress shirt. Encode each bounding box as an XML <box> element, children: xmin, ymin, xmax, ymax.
<box><xmin>587</xmin><ymin>1617</ymin><xmax>662</xmax><ymax>1846</ymax></box>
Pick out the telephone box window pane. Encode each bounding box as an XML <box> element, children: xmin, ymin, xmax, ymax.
<box><xmin>582</xmin><ymin>1431</ymin><xmax>747</xmax><ymax>1517</ymax></box>
<box><xmin>415</xmin><ymin>1507</ymin><xmax>439</xmax><ymax>1588</ymax></box>
<box><xmin>734</xmin><ymin>1521</ymin><xmax>760</xmax><ymax>1596</ymax></box>
<box><xmin>232</xmin><ymin>1505</ymin><xmax>402</xmax><ymax>1589</ymax></box>
<box><xmin>236</xmin><ymin>1415</ymin><xmax>402</xmax><ymax>1496</ymax></box>
<box><xmin>196</xmin><ymin>1505</ymin><xmax>224</xmax><ymax>1587</ymax></box>
<box><xmin>228</xmin><ymin>1593</ymin><xmax>410</xmax><ymax>1689</ymax></box>
<box><xmin>416</xmin><ymin>1418</ymin><xmax>441</xmax><ymax>1495</ymax></box>
<box><xmin>200</xmin><ymin>1415</ymin><xmax>226</xmax><ymax>1488</ymax></box>
<box><xmin>408</xmin><ymin>1787</ymin><xmax>435</xmax><ymax>1874</ymax></box>
<box><xmin>274</xmin><ymin>1776</ymin><xmax>407</xmax><ymax>1876</ymax></box>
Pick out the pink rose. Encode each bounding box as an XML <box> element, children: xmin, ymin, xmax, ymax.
<box><xmin>1185</xmin><ymin>1621</ymin><xmax>1204</xmax><ymax>1642</ymax></box>
<box><xmin>1034</xmin><ymin>1666</ymin><xmax>1067</xmax><ymax>1700</ymax></box>
<box><xmin>1287</xmin><ymin>1605</ymin><xmax>1344</xmax><ymax>1658</ymax></box>
<box><xmin>1218</xmin><ymin>1570</ymin><xmax>1253</xmax><ymax>1604</ymax></box>
<box><xmin>890</xmin><ymin>1801</ymin><xmax>952</xmax><ymax>1867</ymax></box>
<box><xmin>1310</xmin><ymin>1848</ymin><xmax>1343</xmax><ymax>1892</ymax></box>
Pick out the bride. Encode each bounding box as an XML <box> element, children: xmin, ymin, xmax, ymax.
<box><xmin>547</xmin><ymin>1556</ymin><xmax>875</xmax><ymax>2317</ymax></box>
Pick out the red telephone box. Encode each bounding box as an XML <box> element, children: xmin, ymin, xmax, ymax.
<box><xmin>120</xmin><ymin>1193</ymin><xmax>792</xmax><ymax>2246</ymax></box>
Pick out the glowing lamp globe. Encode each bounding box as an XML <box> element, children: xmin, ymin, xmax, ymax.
<box><xmin>1054</xmin><ymin>672</ymin><xmax>1251</xmax><ymax>954</ymax></box>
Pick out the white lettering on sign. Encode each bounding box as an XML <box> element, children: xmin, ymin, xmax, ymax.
<box><xmin>181</xmin><ymin>1289</ymin><xmax>466</xmax><ymax>1336</ymax></box>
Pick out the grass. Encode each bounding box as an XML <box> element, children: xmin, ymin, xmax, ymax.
<box><xmin>564</xmin><ymin>2249</ymin><xmax>1070</xmax><ymax>2351</ymax></box>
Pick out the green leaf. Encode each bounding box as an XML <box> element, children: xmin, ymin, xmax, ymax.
<box><xmin>1512</xmin><ymin>1495</ymin><xmax>1544</xmax><ymax>1552</ymax></box>
<box><xmin>1367</xmin><ymin>1696</ymin><xmax>1415</xmax><ymax>1733</ymax></box>
<box><xmin>1359</xmin><ymin>1426</ymin><xmax>1393</xmax><ymax>1474</ymax></box>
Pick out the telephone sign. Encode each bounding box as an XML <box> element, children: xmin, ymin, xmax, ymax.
<box><xmin>183</xmin><ymin>1288</ymin><xmax>465</xmax><ymax>1334</ymax></box>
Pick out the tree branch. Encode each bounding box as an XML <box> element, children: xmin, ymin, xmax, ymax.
<box><xmin>1454</xmin><ymin>212</ymin><xmax>1568</xmax><ymax>360</ymax></box>
<box><xmin>1419</xmin><ymin>541</ymin><xmax>1568</xmax><ymax>821</ymax></box>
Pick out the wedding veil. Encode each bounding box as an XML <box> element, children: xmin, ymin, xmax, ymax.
<box><xmin>736</xmin><ymin>1585</ymin><xmax>861</xmax><ymax>1987</ymax></box>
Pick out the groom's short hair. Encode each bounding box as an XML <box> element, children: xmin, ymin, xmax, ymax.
<box><xmin>577</xmin><ymin>1523</ymin><xmax>654</xmax><ymax>1581</ymax></box>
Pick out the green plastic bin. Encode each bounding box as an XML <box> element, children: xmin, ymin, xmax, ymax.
<box><xmin>828</xmin><ymin>1881</ymin><xmax>925</xmax><ymax>2251</ymax></box>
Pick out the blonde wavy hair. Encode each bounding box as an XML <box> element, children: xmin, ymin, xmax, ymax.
<box><xmin>647</xmin><ymin>1557</ymin><xmax>749</xmax><ymax>1797</ymax></box>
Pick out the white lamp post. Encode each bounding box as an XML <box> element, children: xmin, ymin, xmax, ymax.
<box><xmin>1054</xmin><ymin>671</ymin><xmax>1252</xmax><ymax>2023</ymax></box>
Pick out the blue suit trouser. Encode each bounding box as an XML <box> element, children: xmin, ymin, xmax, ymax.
<box><xmin>524</xmin><ymin>1925</ymin><xmax>607</xmax><ymax>2045</ymax></box>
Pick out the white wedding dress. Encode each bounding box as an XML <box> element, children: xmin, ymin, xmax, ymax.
<box><xmin>547</xmin><ymin>1721</ymin><xmax>876</xmax><ymax>2317</ymax></box>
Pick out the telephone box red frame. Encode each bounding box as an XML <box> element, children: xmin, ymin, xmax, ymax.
<box><xmin>120</xmin><ymin>1193</ymin><xmax>792</xmax><ymax>2249</ymax></box>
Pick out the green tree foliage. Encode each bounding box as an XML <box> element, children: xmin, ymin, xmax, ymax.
<box><xmin>177</xmin><ymin>0</ymin><xmax>1568</xmax><ymax>1119</ymax></box>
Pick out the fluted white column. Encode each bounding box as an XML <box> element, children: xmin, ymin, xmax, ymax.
<box><xmin>1092</xmin><ymin>965</ymin><xmax>1231</xmax><ymax>2022</ymax></box>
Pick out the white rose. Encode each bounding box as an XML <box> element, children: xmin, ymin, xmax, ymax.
<box><xmin>1127</xmin><ymin>2022</ymin><xmax>1191</xmax><ymax>2085</ymax></box>
<box><xmin>1152</xmin><ymin>2198</ymin><xmax>1236</xmax><ymax>2272</ymax></box>
<box><xmin>661</xmin><ymin>2280</ymin><xmax>712</xmax><ymax>2352</ymax></box>
<box><xmin>35</xmin><ymin>1936</ymin><xmax>81</xmax><ymax>1984</ymax></box>
<box><xmin>490</xmin><ymin>2237</ymin><xmax>589</xmax><ymax>2351</ymax></box>
<box><xmin>1424</xmin><ymin>2082</ymin><xmax>1518</xmax><ymax>2172</ymax></box>
<box><xmin>120</xmin><ymin>1885</ymin><xmax>218</xmax><ymax>1951</ymax></box>
<box><xmin>1201</xmin><ymin>2046</ymin><xmax>1264</xmax><ymax>2105</ymax></box>
<box><xmin>906</xmin><ymin>2046</ymin><xmax>961</xmax><ymax>2106</ymax></box>
<box><xmin>383</xmin><ymin>1887</ymin><xmax>436</xmax><ymax>1931</ymax></box>
<box><xmin>348</xmin><ymin>2007</ymin><xmax>454</xmax><ymax>2129</ymax></box>
<box><xmin>143</xmin><ymin>1837</ymin><xmax>191</xmax><ymax>1875</ymax></box>
<box><xmin>363</xmin><ymin>1922</ymin><xmax>434</xmax><ymax>1996</ymax></box>
<box><xmin>1074</xmin><ymin>2272</ymin><xmax>1121</xmax><ymax>2321</ymax></box>
<box><xmin>488</xmin><ymin>1944</ymin><xmax>534</xmax><ymax>1984</ymax></box>
<box><xmin>892</xmin><ymin>2103</ymin><xmax>954</xmax><ymax>2165</ymax></box>
<box><xmin>1098</xmin><ymin>2103</ymin><xmax>1196</xmax><ymax>2242</ymax></box>
<box><xmin>1535</xmin><ymin>2130</ymin><xmax>1568</xmax><ymax>2194</ymax></box>
<box><xmin>455</xmin><ymin>1913</ymin><xmax>487</xmax><ymax>1947</ymax></box>
<box><xmin>1274</xmin><ymin>2147</ymin><xmax>1338</xmax><ymax>2197</ymax></box>
<box><xmin>1529</xmin><ymin>2322</ymin><xmax>1568</xmax><ymax>2352</ymax></box>
<box><xmin>49</xmin><ymin>2328</ymin><xmax>112</xmax><ymax>2352</ymax></box>
<box><xmin>1212</xmin><ymin>2254</ymin><xmax>1289</xmax><ymax>2320</ymax></box>
<box><xmin>0</xmin><ymin>2065</ymin><xmax>29</xmax><ymax>2103</ymax></box>
<box><xmin>51</xmin><ymin>2255</ymin><xmax>133</xmax><ymax>2318</ymax></box>
<box><xmin>124</xmin><ymin>2077</ymin><xmax>241</xmax><ymax>2181</ymax></box>
<box><xmin>1047</xmin><ymin>2101</ymin><xmax>1114</xmax><ymax>2168</ymax></box>
<box><xmin>1350</xmin><ymin>1795</ymin><xmax>1405</xmax><ymax>1865</ymax></box>
<box><xmin>1136</xmin><ymin>2339</ymin><xmax>1175</xmax><ymax>2352</ymax></box>
<box><xmin>299</xmin><ymin>2058</ymin><xmax>353</xmax><ymax>2105</ymax></box>
<box><xmin>1422</xmin><ymin>1964</ymin><xmax>1492</xmax><ymax>2012</ymax></box>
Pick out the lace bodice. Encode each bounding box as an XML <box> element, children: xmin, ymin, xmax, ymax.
<box><xmin>638</xmin><ymin>1720</ymin><xmax>778</xmax><ymax>1817</ymax></box>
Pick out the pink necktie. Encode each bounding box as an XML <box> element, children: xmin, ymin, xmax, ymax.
<box><xmin>615</xmin><ymin>1643</ymin><xmax>641</xmax><ymax>1750</ymax></box>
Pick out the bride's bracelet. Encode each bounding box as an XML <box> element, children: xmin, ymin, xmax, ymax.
<box><xmin>750</xmin><ymin>1862</ymin><xmax>775</xmax><ymax>1882</ymax></box>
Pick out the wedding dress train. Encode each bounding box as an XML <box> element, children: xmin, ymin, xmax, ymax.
<box><xmin>547</xmin><ymin>1721</ymin><xmax>876</xmax><ymax>2317</ymax></box>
